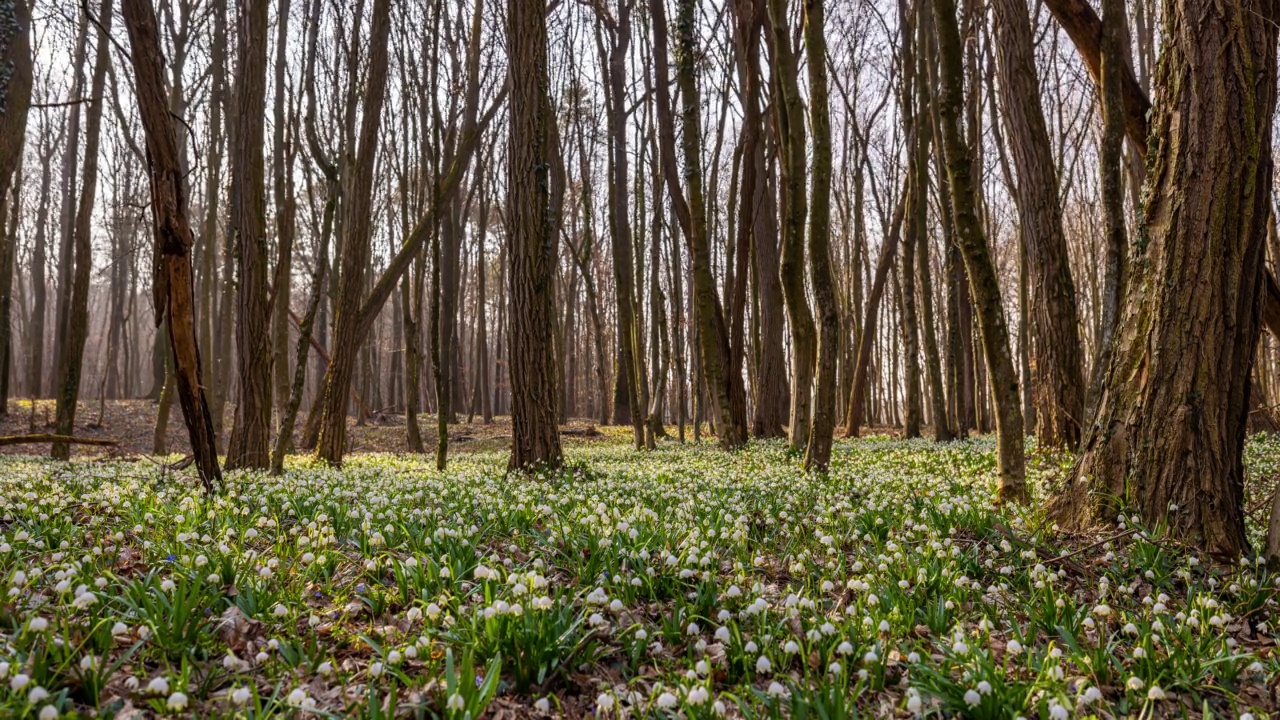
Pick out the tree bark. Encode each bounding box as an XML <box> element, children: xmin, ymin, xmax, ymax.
<box><xmin>122</xmin><ymin>0</ymin><xmax>223</xmax><ymax>489</ymax></box>
<box><xmin>992</xmin><ymin>0</ymin><xmax>1086</xmax><ymax>450</ymax></box>
<box><xmin>506</xmin><ymin>0</ymin><xmax>564</xmax><ymax>471</ymax></box>
<box><xmin>933</xmin><ymin>0</ymin><xmax>1027</xmax><ymax>501</ymax></box>
<box><xmin>653</xmin><ymin>0</ymin><xmax>749</xmax><ymax>449</ymax></box>
<box><xmin>54</xmin><ymin>0</ymin><xmax>113</xmax><ymax>460</ymax></box>
<box><xmin>0</xmin><ymin>0</ymin><xmax>31</xmax><ymax>406</ymax></box>
<box><xmin>226</xmin><ymin>0</ymin><xmax>273</xmax><ymax>470</ymax></box>
<box><xmin>768</xmin><ymin>0</ymin><xmax>817</xmax><ymax>453</ymax></box>
<box><xmin>1061</xmin><ymin>0</ymin><xmax>1278</xmax><ymax>557</ymax></box>
<box><xmin>313</xmin><ymin>0</ymin><xmax>393</xmax><ymax>464</ymax></box>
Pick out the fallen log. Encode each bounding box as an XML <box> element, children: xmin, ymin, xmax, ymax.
<box><xmin>0</xmin><ymin>434</ymin><xmax>117</xmax><ymax>447</ymax></box>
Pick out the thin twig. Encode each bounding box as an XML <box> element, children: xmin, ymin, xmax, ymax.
<box><xmin>1044</xmin><ymin>527</ymin><xmax>1142</xmax><ymax>566</ymax></box>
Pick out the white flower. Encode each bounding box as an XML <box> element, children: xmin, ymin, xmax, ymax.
<box><xmin>167</xmin><ymin>692</ymin><xmax>189</xmax><ymax>710</ymax></box>
<box><xmin>1006</xmin><ymin>639</ymin><xmax>1022</xmax><ymax>655</ymax></box>
<box><xmin>756</xmin><ymin>655</ymin><xmax>772</xmax><ymax>674</ymax></box>
<box><xmin>231</xmin><ymin>687</ymin><xmax>252</xmax><ymax>705</ymax></box>
<box><xmin>28</xmin><ymin>617</ymin><xmax>48</xmax><ymax>632</ymax></box>
<box><xmin>766</xmin><ymin>681</ymin><xmax>787</xmax><ymax>697</ymax></box>
<box><xmin>447</xmin><ymin>693</ymin><xmax>465</xmax><ymax>711</ymax></box>
<box><xmin>977</xmin><ymin>681</ymin><xmax>992</xmax><ymax>695</ymax></box>
<box><xmin>1126</xmin><ymin>676</ymin><xmax>1144</xmax><ymax>691</ymax></box>
<box><xmin>287</xmin><ymin>689</ymin><xmax>308</xmax><ymax>706</ymax></box>
<box><xmin>963</xmin><ymin>689</ymin><xmax>981</xmax><ymax>707</ymax></box>
<box><xmin>28</xmin><ymin>687</ymin><xmax>50</xmax><ymax>703</ymax></box>
<box><xmin>596</xmin><ymin>693</ymin><xmax>615</xmax><ymax>712</ymax></box>
<box><xmin>715</xmin><ymin>626</ymin><xmax>731</xmax><ymax>642</ymax></box>
<box><xmin>534</xmin><ymin>697</ymin><xmax>551</xmax><ymax>713</ymax></box>
<box><xmin>1147</xmin><ymin>686</ymin><xmax>1166</xmax><ymax>701</ymax></box>
<box><xmin>655</xmin><ymin>692</ymin><xmax>678</xmax><ymax>708</ymax></box>
<box><xmin>687</xmin><ymin>686</ymin><xmax>709</xmax><ymax>705</ymax></box>
<box><xmin>1048</xmin><ymin>703</ymin><xmax>1068</xmax><ymax>720</ymax></box>
<box><xmin>1081</xmin><ymin>686</ymin><xmax>1102</xmax><ymax>703</ymax></box>
<box><xmin>146</xmin><ymin>677</ymin><xmax>170</xmax><ymax>695</ymax></box>
<box><xmin>906</xmin><ymin>694</ymin><xmax>922</xmax><ymax>712</ymax></box>
<box><xmin>784</xmin><ymin>641</ymin><xmax>800</xmax><ymax>654</ymax></box>
<box><xmin>38</xmin><ymin>706</ymin><xmax>57</xmax><ymax>720</ymax></box>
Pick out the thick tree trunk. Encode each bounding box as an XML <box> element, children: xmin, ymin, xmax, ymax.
<box><xmin>1062</xmin><ymin>0</ymin><xmax>1278</xmax><ymax>557</ymax></box>
<box><xmin>226</xmin><ymin>0</ymin><xmax>273</xmax><ymax>470</ymax></box>
<box><xmin>934</xmin><ymin>0</ymin><xmax>1027</xmax><ymax>501</ymax></box>
<box><xmin>0</xmin><ymin>0</ymin><xmax>31</xmax><ymax>408</ymax></box>
<box><xmin>992</xmin><ymin>0</ymin><xmax>1086</xmax><ymax>450</ymax></box>
<box><xmin>506</xmin><ymin>0</ymin><xmax>564</xmax><ymax>471</ymax></box>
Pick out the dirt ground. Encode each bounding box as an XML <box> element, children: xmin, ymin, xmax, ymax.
<box><xmin>0</xmin><ymin>399</ymin><xmax>623</xmax><ymax>459</ymax></box>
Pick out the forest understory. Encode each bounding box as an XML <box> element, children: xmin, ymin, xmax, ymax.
<box><xmin>0</xmin><ymin>434</ymin><xmax>1275</xmax><ymax>719</ymax></box>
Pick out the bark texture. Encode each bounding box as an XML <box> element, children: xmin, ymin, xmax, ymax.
<box><xmin>507</xmin><ymin>0</ymin><xmax>564</xmax><ymax>471</ymax></box>
<box><xmin>1062</xmin><ymin>0</ymin><xmax>1279</xmax><ymax>557</ymax></box>
<box><xmin>992</xmin><ymin>0</ymin><xmax>1086</xmax><ymax>450</ymax></box>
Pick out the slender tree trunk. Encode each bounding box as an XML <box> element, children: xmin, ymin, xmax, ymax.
<box><xmin>992</xmin><ymin>0</ymin><xmax>1086</xmax><ymax>450</ymax></box>
<box><xmin>653</xmin><ymin>0</ymin><xmax>748</xmax><ymax>449</ymax></box>
<box><xmin>1063</xmin><ymin>0</ymin><xmax>1278</xmax><ymax>557</ymax></box>
<box><xmin>122</xmin><ymin>0</ymin><xmax>223</xmax><ymax>488</ymax></box>
<box><xmin>226</xmin><ymin>0</ymin><xmax>274</xmax><ymax>470</ymax></box>
<box><xmin>768</xmin><ymin>0</ymin><xmax>817</xmax><ymax>452</ymax></box>
<box><xmin>270</xmin><ymin>0</ymin><xmax>296</xmax><ymax>431</ymax></box>
<box><xmin>314</xmin><ymin>0</ymin><xmax>393</xmax><ymax>465</ymax></box>
<box><xmin>53</xmin><ymin>0</ymin><xmax>113</xmax><ymax>460</ymax></box>
<box><xmin>934</xmin><ymin>0</ymin><xmax>1027</xmax><ymax>501</ymax></box>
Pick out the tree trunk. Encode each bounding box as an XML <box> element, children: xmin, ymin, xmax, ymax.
<box><xmin>270</xmin><ymin>0</ymin><xmax>296</xmax><ymax>432</ymax></box>
<box><xmin>1061</xmin><ymin>0</ymin><xmax>1278</xmax><ymax>557</ymax></box>
<box><xmin>992</xmin><ymin>0</ymin><xmax>1086</xmax><ymax>450</ymax></box>
<box><xmin>122</xmin><ymin>0</ymin><xmax>223</xmax><ymax>489</ymax></box>
<box><xmin>506</xmin><ymin>0</ymin><xmax>564</xmax><ymax>471</ymax></box>
<box><xmin>226</xmin><ymin>0</ymin><xmax>274</xmax><ymax>470</ymax></box>
<box><xmin>933</xmin><ymin>0</ymin><xmax>1027</xmax><ymax>501</ymax></box>
<box><xmin>653</xmin><ymin>0</ymin><xmax>748</xmax><ymax>449</ymax></box>
<box><xmin>768</xmin><ymin>0</ymin><xmax>817</xmax><ymax>453</ymax></box>
<box><xmin>0</xmin><ymin>0</ymin><xmax>31</xmax><ymax>409</ymax></box>
<box><xmin>53</xmin><ymin>0</ymin><xmax>113</xmax><ymax>460</ymax></box>
<box><xmin>802</xmin><ymin>0</ymin><xmax>840</xmax><ymax>472</ymax></box>
<box><xmin>313</xmin><ymin>0</ymin><xmax>393</xmax><ymax>464</ymax></box>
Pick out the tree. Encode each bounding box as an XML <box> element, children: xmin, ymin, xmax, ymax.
<box><xmin>1058</xmin><ymin>0</ymin><xmax>1278</xmax><ymax>556</ymax></box>
<box><xmin>933</xmin><ymin>0</ymin><xmax>1027</xmax><ymax>501</ymax></box>
<box><xmin>653</xmin><ymin>0</ymin><xmax>749</xmax><ymax>450</ymax></box>
<box><xmin>0</xmin><ymin>0</ymin><xmax>32</xmax><ymax>416</ymax></box>
<box><xmin>802</xmin><ymin>0</ymin><xmax>840</xmax><ymax>472</ymax></box>
<box><xmin>991</xmin><ymin>0</ymin><xmax>1086</xmax><ymax>450</ymax></box>
<box><xmin>53</xmin><ymin>0</ymin><xmax>113</xmax><ymax>460</ymax></box>
<box><xmin>768</xmin><ymin>0</ymin><xmax>817</xmax><ymax>453</ymax></box>
<box><xmin>226</xmin><ymin>0</ymin><xmax>273</xmax><ymax>470</ymax></box>
<box><xmin>314</xmin><ymin>0</ymin><xmax>393</xmax><ymax>464</ymax></box>
<box><xmin>121</xmin><ymin>0</ymin><xmax>223</xmax><ymax>490</ymax></box>
<box><xmin>506</xmin><ymin>0</ymin><xmax>564</xmax><ymax>471</ymax></box>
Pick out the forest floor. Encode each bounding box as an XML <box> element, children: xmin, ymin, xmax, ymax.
<box><xmin>0</xmin><ymin>420</ymin><xmax>1276</xmax><ymax>718</ymax></box>
<box><xmin>0</xmin><ymin>399</ymin><xmax>622</xmax><ymax>458</ymax></box>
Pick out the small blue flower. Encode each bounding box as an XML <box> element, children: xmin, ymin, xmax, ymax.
<box><xmin>165</xmin><ymin>554</ymin><xmax>177</xmax><ymax>562</ymax></box>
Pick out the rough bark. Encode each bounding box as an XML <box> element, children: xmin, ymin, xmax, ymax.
<box><xmin>802</xmin><ymin>0</ymin><xmax>840</xmax><ymax>471</ymax></box>
<box><xmin>226</xmin><ymin>0</ymin><xmax>273</xmax><ymax>470</ymax></box>
<box><xmin>992</xmin><ymin>0</ymin><xmax>1086</xmax><ymax>450</ymax></box>
<box><xmin>934</xmin><ymin>0</ymin><xmax>1027</xmax><ymax>501</ymax></box>
<box><xmin>1062</xmin><ymin>0</ymin><xmax>1278</xmax><ymax>557</ymax></box>
<box><xmin>506</xmin><ymin>0</ymin><xmax>564</xmax><ymax>471</ymax></box>
<box><xmin>0</xmin><ymin>2</ymin><xmax>31</xmax><ymax>405</ymax></box>
<box><xmin>270</xmin><ymin>0</ymin><xmax>295</xmax><ymax>431</ymax></box>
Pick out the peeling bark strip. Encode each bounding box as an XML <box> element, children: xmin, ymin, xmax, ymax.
<box><xmin>121</xmin><ymin>0</ymin><xmax>222</xmax><ymax>489</ymax></box>
<box><xmin>1063</xmin><ymin>0</ymin><xmax>1279</xmax><ymax>556</ymax></box>
<box><xmin>506</xmin><ymin>0</ymin><xmax>564</xmax><ymax>472</ymax></box>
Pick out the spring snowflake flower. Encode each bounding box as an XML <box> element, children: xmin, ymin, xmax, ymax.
<box><xmin>595</xmin><ymin>693</ymin><xmax>615</xmax><ymax>712</ymax></box>
<box><xmin>766</xmin><ymin>682</ymin><xmax>787</xmax><ymax>697</ymax></box>
<box><xmin>28</xmin><ymin>687</ymin><xmax>50</xmax><ymax>703</ymax></box>
<box><xmin>447</xmin><ymin>693</ymin><xmax>465</xmax><ymax>711</ymax></box>
<box><xmin>231</xmin><ymin>687</ymin><xmax>252</xmax><ymax>705</ymax></box>
<box><xmin>38</xmin><ymin>706</ymin><xmax>57</xmax><ymax>720</ymax></box>
<box><xmin>756</xmin><ymin>655</ymin><xmax>772</xmax><ymax>674</ymax></box>
<box><xmin>687</xmin><ymin>686</ymin><xmax>709</xmax><ymax>705</ymax></box>
<box><xmin>655</xmin><ymin>692</ymin><xmax>678</xmax><ymax>708</ymax></box>
<box><xmin>1147</xmin><ymin>686</ymin><xmax>1166</xmax><ymax>701</ymax></box>
<box><xmin>964</xmin><ymin>689</ymin><xmax>981</xmax><ymax>707</ymax></box>
<box><xmin>167</xmin><ymin>692</ymin><xmax>189</xmax><ymax>710</ymax></box>
<box><xmin>1048</xmin><ymin>703</ymin><xmax>1068</xmax><ymax>720</ymax></box>
<box><xmin>146</xmin><ymin>677</ymin><xmax>170</xmax><ymax>695</ymax></box>
<box><xmin>1126</xmin><ymin>676</ymin><xmax>1144</xmax><ymax>691</ymax></box>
